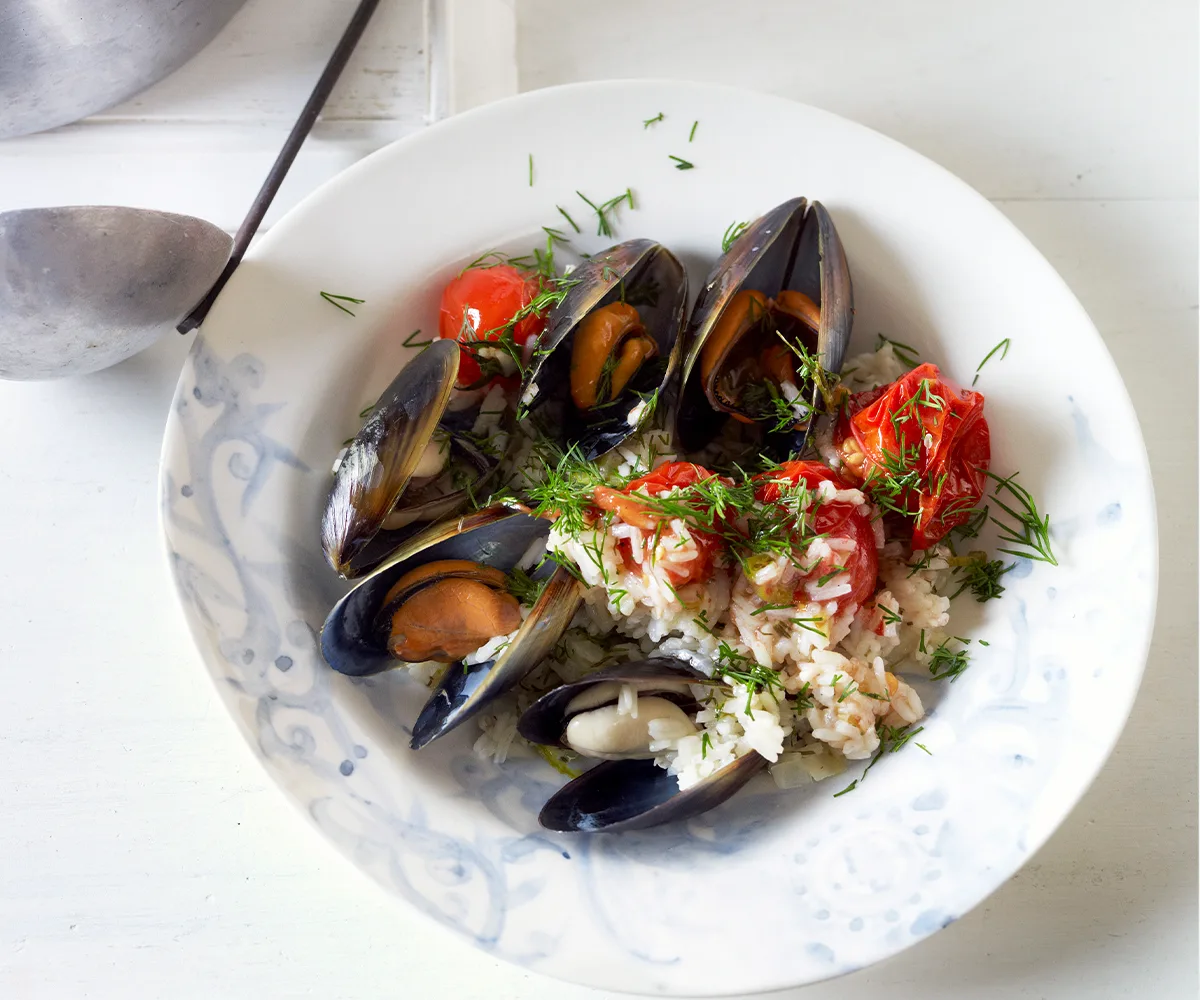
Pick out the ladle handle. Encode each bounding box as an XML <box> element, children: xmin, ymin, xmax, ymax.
<box><xmin>177</xmin><ymin>0</ymin><xmax>384</xmax><ymax>334</ymax></box>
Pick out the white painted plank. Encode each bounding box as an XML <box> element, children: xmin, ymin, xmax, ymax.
<box><xmin>516</xmin><ymin>0</ymin><xmax>1199</xmax><ymax>202</ymax></box>
<box><xmin>93</xmin><ymin>0</ymin><xmax>430</xmax><ymax>123</ymax></box>
<box><xmin>0</xmin><ymin>121</ymin><xmax>417</xmax><ymax>231</ymax></box>
<box><xmin>0</xmin><ymin>0</ymin><xmax>520</xmax><ymax>234</ymax></box>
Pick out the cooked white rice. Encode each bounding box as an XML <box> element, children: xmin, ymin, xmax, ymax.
<box><xmin>404</xmin><ymin>346</ymin><xmax>957</xmax><ymax>795</ymax></box>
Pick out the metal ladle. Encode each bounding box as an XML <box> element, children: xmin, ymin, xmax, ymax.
<box><xmin>0</xmin><ymin>0</ymin><xmax>382</xmax><ymax>380</ymax></box>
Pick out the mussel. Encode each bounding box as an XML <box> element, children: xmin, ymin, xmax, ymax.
<box><xmin>518</xmin><ymin>658</ymin><xmax>766</xmax><ymax>831</ymax></box>
<box><xmin>519</xmin><ymin>239</ymin><xmax>688</xmax><ymax>460</ymax></box>
<box><xmin>321</xmin><ymin>339</ymin><xmax>505</xmax><ymax>579</ymax></box>
<box><xmin>675</xmin><ymin>198</ymin><xmax>853</xmax><ymax>453</ymax></box>
<box><xmin>320</xmin><ymin>505</ymin><xmax>582</xmax><ymax>749</ymax></box>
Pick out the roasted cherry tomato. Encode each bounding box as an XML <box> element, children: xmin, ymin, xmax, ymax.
<box><xmin>623</xmin><ymin>461</ymin><xmax>719</xmax><ymax>496</ymax></box>
<box><xmin>754</xmin><ymin>460</ymin><xmax>878</xmax><ymax>607</ymax></box>
<box><xmin>437</xmin><ymin>265</ymin><xmax>548</xmax><ymax>388</ymax></box>
<box><xmin>593</xmin><ymin>461</ymin><xmax>725</xmax><ymax>586</ymax></box>
<box><xmin>834</xmin><ymin>363</ymin><xmax>990</xmax><ymax>550</ymax></box>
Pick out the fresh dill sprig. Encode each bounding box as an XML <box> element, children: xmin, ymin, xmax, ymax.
<box><xmin>749</xmin><ymin>602</ymin><xmax>794</xmax><ymax>616</ymax></box>
<box><xmin>874</xmin><ymin>333</ymin><xmax>920</xmax><ymax>367</ymax></box>
<box><xmin>576</xmin><ymin>188</ymin><xmax>635</xmax><ymax>237</ymax></box>
<box><xmin>526</xmin><ymin>442</ymin><xmax>607</xmax><ymax>535</ymax></box>
<box><xmin>700</xmin><ymin>731</ymin><xmax>712</xmax><ymax>758</ymax></box>
<box><xmin>721</xmin><ymin>220</ymin><xmax>749</xmax><ymax>253</ymax></box>
<box><xmin>541</xmin><ymin>226</ymin><xmax>571</xmax><ymax>249</ymax></box>
<box><xmin>740</xmin><ymin>379</ymin><xmax>804</xmax><ymax>433</ymax></box>
<box><xmin>773</xmin><ymin>333</ymin><xmax>843</xmax><ymax>415</ymax></box>
<box><xmin>319</xmin><ymin>291</ymin><xmax>365</xmax><ymax>316</ymax></box>
<box><xmin>546</xmin><ymin>548</ymin><xmax>585</xmax><ymax>584</ymax></box>
<box><xmin>834</xmin><ymin>721</ymin><xmax>928</xmax><ymax>795</ymax></box>
<box><xmin>792</xmin><ymin>680</ymin><xmax>814</xmax><ymax>711</ymax></box>
<box><xmin>507</xmin><ymin>566</ymin><xmax>548</xmax><ymax>607</ymax></box>
<box><xmin>458</xmin><ymin>325</ymin><xmax>525</xmax><ymax>385</ymax></box>
<box><xmin>949</xmin><ymin>505</ymin><xmax>989</xmax><ymax>543</ymax></box>
<box><xmin>556</xmin><ymin>205</ymin><xmax>582</xmax><ymax>233</ymax></box>
<box><xmin>402</xmin><ymin>329</ymin><xmax>431</xmax><ymax>348</ymax></box>
<box><xmin>688</xmin><ymin>120</ymin><xmax>698</xmax><ymax>142</ymax></box>
<box><xmin>642</xmin><ymin>112</ymin><xmax>664</xmax><ymax>128</ymax></box>
<box><xmin>928</xmin><ymin>636</ymin><xmax>971</xmax><ymax>681</ymax></box>
<box><xmin>789</xmin><ymin>615</ymin><xmax>827</xmax><ymax>638</ymax></box>
<box><xmin>692</xmin><ymin>609</ymin><xmax>719</xmax><ymax>636</ymax></box>
<box><xmin>987</xmin><ymin>470</ymin><xmax>1057</xmax><ymax>565</ymax></box>
<box><xmin>528</xmin><ymin>153</ymin><xmax>534</xmax><ymax>187</ymax></box>
<box><xmin>460</xmin><ymin>249</ymin><xmax>514</xmax><ymax>272</ymax></box>
<box><xmin>714</xmin><ymin>642</ymin><xmax>783</xmax><ymax>714</ymax></box>
<box><xmin>815</xmin><ymin>565</ymin><xmax>847</xmax><ymax>588</ymax></box>
<box><xmin>949</xmin><ymin>552</ymin><xmax>1012</xmax><ymax>602</ymax></box>
<box><xmin>878</xmin><ymin>604</ymin><xmax>902</xmax><ymax>626</ymax></box>
<box><xmin>668</xmin><ymin>155</ymin><xmax>695</xmax><ymax>170</ymax></box>
<box><xmin>972</xmin><ymin>337</ymin><xmax>1011</xmax><ymax>386</ymax></box>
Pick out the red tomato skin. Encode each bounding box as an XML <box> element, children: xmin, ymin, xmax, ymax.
<box><xmin>437</xmin><ymin>265</ymin><xmax>548</xmax><ymax>387</ymax></box>
<box><xmin>625</xmin><ymin>461</ymin><xmax>717</xmax><ymax>495</ymax></box>
<box><xmin>754</xmin><ymin>460</ymin><xmax>878</xmax><ymax>607</ymax></box>
<box><xmin>594</xmin><ymin>462</ymin><xmax>725</xmax><ymax>587</ymax></box>
<box><xmin>754</xmin><ymin>459</ymin><xmax>855</xmax><ymax>500</ymax></box>
<box><xmin>835</xmin><ymin>363</ymin><xmax>990</xmax><ymax>549</ymax></box>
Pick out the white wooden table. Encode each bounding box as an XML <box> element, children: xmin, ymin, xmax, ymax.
<box><xmin>1</xmin><ymin>1</ymin><xmax>1195</xmax><ymax>997</ymax></box>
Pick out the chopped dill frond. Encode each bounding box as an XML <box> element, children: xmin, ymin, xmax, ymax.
<box><xmin>526</xmin><ymin>442</ymin><xmax>607</xmax><ymax>536</ymax></box>
<box><xmin>928</xmin><ymin>636</ymin><xmax>971</xmax><ymax>681</ymax></box>
<box><xmin>721</xmin><ymin>220</ymin><xmax>749</xmax><ymax>253</ymax></box>
<box><xmin>507</xmin><ymin>566</ymin><xmax>548</xmax><ymax>607</ymax></box>
<box><xmin>973</xmin><ymin>337</ymin><xmax>1011</xmax><ymax>386</ymax></box>
<box><xmin>319</xmin><ymin>290</ymin><xmax>365</xmax><ymax>316</ymax></box>
<box><xmin>877</xmin><ymin>604</ymin><xmax>903</xmax><ymax>626</ymax></box>
<box><xmin>789</xmin><ymin>616</ymin><xmax>827</xmax><ymax>638</ymax></box>
<box><xmin>815</xmin><ymin>565</ymin><xmax>846</xmax><ymax>588</ymax></box>
<box><xmin>713</xmin><ymin>642</ymin><xmax>783</xmax><ymax>714</ymax></box>
<box><xmin>835</xmin><ymin>721</ymin><xmax>928</xmax><ymax>795</ymax></box>
<box><xmin>874</xmin><ymin>333</ymin><xmax>920</xmax><ymax>367</ymax></box>
<box><xmin>556</xmin><ymin>205</ymin><xmax>582</xmax><ymax>233</ymax></box>
<box><xmin>987</xmin><ymin>470</ymin><xmax>1057</xmax><ymax>565</ymax></box>
<box><xmin>577</xmin><ymin>188</ymin><xmax>635</xmax><ymax>237</ymax></box>
<box><xmin>949</xmin><ymin>552</ymin><xmax>1012</xmax><ymax>602</ymax></box>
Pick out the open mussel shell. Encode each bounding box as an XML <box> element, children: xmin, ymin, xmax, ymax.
<box><xmin>519</xmin><ymin>239</ymin><xmax>687</xmax><ymax>461</ymax></box>
<box><xmin>320</xmin><ymin>340</ymin><xmax>506</xmax><ymax>579</ymax></box>
<box><xmin>675</xmin><ymin>197</ymin><xmax>853</xmax><ymax>453</ymax></box>
<box><xmin>520</xmin><ymin>656</ymin><xmax>765</xmax><ymax>831</ymax></box>
<box><xmin>319</xmin><ymin>505</ymin><xmax>582</xmax><ymax>748</ymax></box>
<box><xmin>538</xmin><ymin>751</ymin><xmax>767</xmax><ymax>833</ymax></box>
<box><xmin>517</xmin><ymin>657</ymin><xmax>704</xmax><ymax>753</ymax></box>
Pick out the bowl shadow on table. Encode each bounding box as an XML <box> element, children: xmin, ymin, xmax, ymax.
<box><xmin>60</xmin><ymin>318</ymin><xmax>196</xmax><ymax>411</ymax></box>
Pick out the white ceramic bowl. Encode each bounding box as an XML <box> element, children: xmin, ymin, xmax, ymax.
<box><xmin>159</xmin><ymin>81</ymin><xmax>1156</xmax><ymax>995</ymax></box>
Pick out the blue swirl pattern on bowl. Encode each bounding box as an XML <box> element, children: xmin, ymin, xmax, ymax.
<box><xmin>157</xmin><ymin>80</ymin><xmax>1157</xmax><ymax>996</ymax></box>
<box><xmin>161</xmin><ymin>331</ymin><xmax>1153</xmax><ymax>994</ymax></box>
